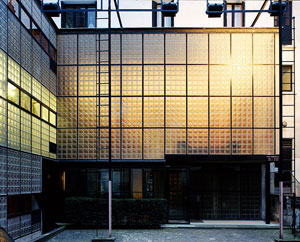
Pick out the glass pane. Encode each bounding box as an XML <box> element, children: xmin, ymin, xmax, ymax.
<box><xmin>209</xmin><ymin>34</ymin><xmax>230</xmax><ymax>64</ymax></box>
<box><xmin>8</xmin><ymin>57</ymin><xmax>20</xmax><ymax>85</ymax></box>
<box><xmin>254</xmin><ymin>97</ymin><xmax>274</xmax><ymax>128</ymax></box>
<box><xmin>187</xmin><ymin>34</ymin><xmax>208</xmax><ymax>64</ymax></box>
<box><xmin>144</xmin><ymin>129</ymin><xmax>164</xmax><ymax>159</ymax></box>
<box><xmin>0</xmin><ymin>50</ymin><xmax>7</xmax><ymax>98</ymax></box>
<box><xmin>166</xmin><ymin>129</ymin><xmax>186</xmax><ymax>154</ymax></box>
<box><xmin>122</xmin><ymin>97</ymin><xmax>142</xmax><ymax>127</ymax></box>
<box><xmin>20</xmin><ymin>91</ymin><xmax>31</xmax><ymax>111</ymax></box>
<box><xmin>41</xmin><ymin>106</ymin><xmax>49</xmax><ymax>122</ymax></box>
<box><xmin>210</xmin><ymin>97</ymin><xmax>230</xmax><ymax>128</ymax></box>
<box><xmin>232</xmin><ymin>129</ymin><xmax>252</xmax><ymax>155</ymax></box>
<box><xmin>144</xmin><ymin>34</ymin><xmax>164</xmax><ymax>64</ymax></box>
<box><xmin>21</xmin><ymin>8</ymin><xmax>30</xmax><ymax>30</ymax></box>
<box><xmin>122</xmin><ymin>129</ymin><xmax>142</xmax><ymax>159</ymax></box>
<box><xmin>21</xmin><ymin>68</ymin><xmax>31</xmax><ymax>94</ymax></box>
<box><xmin>254</xmin><ymin>129</ymin><xmax>274</xmax><ymax>155</ymax></box>
<box><xmin>253</xmin><ymin>65</ymin><xmax>274</xmax><ymax>96</ymax></box>
<box><xmin>210</xmin><ymin>129</ymin><xmax>231</xmax><ymax>154</ymax></box>
<box><xmin>32</xmin><ymin>99</ymin><xmax>40</xmax><ymax>117</ymax></box>
<box><xmin>166</xmin><ymin>65</ymin><xmax>186</xmax><ymax>96</ymax></box>
<box><xmin>232</xmin><ymin>34</ymin><xmax>252</xmax><ymax>65</ymax></box>
<box><xmin>210</xmin><ymin>65</ymin><xmax>230</xmax><ymax>96</ymax></box>
<box><xmin>7</xmin><ymin>82</ymin><xmax>19</xmax><ymax>105</ymax></box>
<box><xmin>166</xmin><ymin>34</ymin><xmax>186</xmax><ymax>64</ymax></box>
<box><xmin>166</xmin><ymin>97</ymin><xmax>186</xmax><ymax>127</ymax></box>
<box><xmin>188</xmin><ymin>97</ymin><xmax>208</xmax><ymax>127</ymax></box>
<box><xmin>282</xmin><ymin>65</ymin><xmax>292</xmax><ymax>91</ymax></box>
<box><xmin>144</xmin><ymin>65</ymin><xmax>164</xmax><ymax>96</ymax></box>
<box><xmin>188</xmin><ymin>65</ymin><xmax>208</xmax><ymax>95</ymax></box>
<box><xmin>50</xmin><ymin>111</ymin><xmax>56</xmax><ymax>126</ymax></box>
<box><xmin>232</xmin><ymin>97</ymin><xmax>252</xmax><ymax>128</ymax></box>
<box><xmin>122</xmin><ymin>65</ymin><xmax>142</xmax><ymax>96</ymax></box>
<box><xmin>232</xmin><ymin>65</ymin><xmax>252</xmax><ymax>96</ymax></box>
<box><xmin>144</xmin><ymin>97</ymin><xmax>164</xmax><ymax>127</ymax></box>
<box><xmin>187</xmin><ymin>129</ymin><xmax>208</xmax><ymax>154</ymax></box>
<box><xmin>253</xmin><ymin>34</ymin><xmax>274</xmax><ymax>64</ymax></box>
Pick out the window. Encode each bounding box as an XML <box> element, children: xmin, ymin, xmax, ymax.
<box><xmin>21</xmin><ymin>91</ymin><xmax>31</xmax><ymax>111</ymax></box>
<box><xmin>224</xmin><ymin>3</ymin><xmax>244</xmax><ymax>27</ymax></box>
<box><xmin>50</xmin><ymin>111</ymin><xmax>56</xmax><ymax>126</ymax></box>
<box><xmin>282</xmin><ymin>65</ymin><xmax>292</xmax><ymax>91</ymax></box>
<box><xmin>7</xmin><ymin>82</ymin><xmax>19</xmax><ymax>105</ymax></box>
<box><xmin>21</xmin><ymin>8</ymin><xmax>31</xmax><ymax>30</ymax></box>
<box><xmin>61</xmin><ymin>3</ymin><xmax>96</xmax><ymax>28</ymax></box>
<box><xmin>41</xmin><ymin>34</ymin><xmax>49</xmax><ymax>53</ymax></box>
<box><xmin>8</xmin><ymin>0</ymin><xmax>19</xmax><ymax>18</ymax></box>
<box><xmin>41</xmin><ymin>106</ymin><xmax>49</xmax><ymax>122</ymax></box>
<box><xmin>32</xmin><ymin>21</ymin><xmax>41</xmax><ymax>44</ymax></box>
<box><xmin>32</xmin><ymin>99</ymin><xmax>40</xmax><ymax>117</ymax></box>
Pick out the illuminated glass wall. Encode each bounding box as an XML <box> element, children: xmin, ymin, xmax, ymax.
<box><xmin>57</xmin><ymin>29</ymin><xmax>279</xmax><ymax>160</ymax></box>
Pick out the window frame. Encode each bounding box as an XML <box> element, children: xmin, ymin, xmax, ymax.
<box><xmin>224</xmin><ymin>2</ymin><xmax>245</xmax><ymax>27</ymax></box>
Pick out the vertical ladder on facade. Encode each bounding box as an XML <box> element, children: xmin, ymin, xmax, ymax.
<box><xmin>95</xmin><ymin>0</ymin><xmax>113</xmax><ymax>237</ymax></box>
<box><xmin>281</xmin><ymin>16</ymin><xmax>297</xmax><ymax>236</ymax></box>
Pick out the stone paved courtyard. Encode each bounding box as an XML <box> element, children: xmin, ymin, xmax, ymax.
<box><xmin>48</xmin><ymin>228</ymin><xmax>283</xmax><ymax>242</ymax></box>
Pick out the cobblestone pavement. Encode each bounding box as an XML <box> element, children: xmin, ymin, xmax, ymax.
<box><xmin>48</xmin><ymin>228</ymin><xmax>281</xmax><ymax>242</ymax></box>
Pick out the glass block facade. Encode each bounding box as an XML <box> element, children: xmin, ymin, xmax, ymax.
<box><xmin>0</xmin><ymin>0</ymin><xmax>56</xmax><ymax>239</ymax></box>
<box><xmin>57</xmin><ymin>29</ymin><xmax>279</xmax><ymax>160</ymax></box>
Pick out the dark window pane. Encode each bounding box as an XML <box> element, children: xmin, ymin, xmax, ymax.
<box><xmin>8</xmin><ymin>0</ymin><xmax>19</xmax><ymax>18</ymax></box>
<box><xmin>282</xmin><ymin>65</ymin><xmax>292</xmax><ymax>91</ymax></box>
<box><xmin>32</xmin><ymin>21</ymin><xmax>41</xmax><ymax>44</ymax></box>
<box><xmin>41</xmin><ymin>34</ymin><xmax>49</xmax><ymax>53</ymax></box>
<box><xmin>21</xmin><ymin>91</ymin><xmax>31</xmax><ymax>111</ymax></box>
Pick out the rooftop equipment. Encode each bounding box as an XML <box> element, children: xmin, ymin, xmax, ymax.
<box><xmin>161</xmin><ymin>1</ymin><xmax>179</xmax><ymax>17</ymax></box>
<box><xmin>268</xmin><ymin>0</ymin><xmax>287</xmax><ymax>16</ymax></box>
<box><xmin>43</xmin><ymin>1</ymin><xmax>61</xmax><ymax>17</ymax></box>
<box><xmin>206</xmin><ymin>3</ymin><xmax>224</xmax><ymax>18</ymax></box>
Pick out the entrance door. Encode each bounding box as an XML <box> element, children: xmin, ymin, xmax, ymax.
<box><xmin>168</xmin><ymin>169</ymin><xmax>189</xmax><ymax>223</ymax></box>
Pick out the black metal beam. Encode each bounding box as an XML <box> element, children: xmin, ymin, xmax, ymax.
<box><xmin>251</xmin><ymin>0</ymin><xmax>269</xmax><ymax>27</ymax></box>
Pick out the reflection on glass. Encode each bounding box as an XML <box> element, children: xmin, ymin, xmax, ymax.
<box><xmin>282</xmin><ymin>65</ymin><xmax>292</xmax><ymax>91</ymax></box>
<box><xmin>7</xmin><ymin>82</ymin><xmax>19</xmax><ymax>105</ymax></box>
<box><xmin>32</xmin><ymin>99</ymin><xmax>40</xmax><ymax>117</ymax></box>
<box><xmin>21</xmin><ymin>8</ymin><xmax>30</xmax><ymax>30</ymax></box>
<box><xmin>41</xmin><ymin>106</ymin><xmax>49</xmax><ymax>122</ymax></box>
<box><xmin>21</xmin><ymin>91</ymin><xmax>31</xmax><ymax>111</ymax></box>
<box><xmin>8</xmin><ymin>0</ymin><xmax>19</xmax><ymax>17</ymax></box>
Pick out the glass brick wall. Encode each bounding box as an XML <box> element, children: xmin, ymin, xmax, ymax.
<box><xmin>0</xmin><ymin>0</ymin><xmax>56</xmax><ymax>238</ymax></box>
<box><xmin>57</xmin><ymin>29</ymin><xmax>280</xmax><ymax>160</ymax></box>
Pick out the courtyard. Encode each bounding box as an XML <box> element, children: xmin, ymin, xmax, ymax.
<box><xmin>47</xmin><ymin>228</ymin><xmax>284</xmax><ymax>242</ymax></box>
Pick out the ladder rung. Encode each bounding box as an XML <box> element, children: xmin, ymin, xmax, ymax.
<box><xmin>97</xmin><ymin>71</ymin><xmax>109</xmax><ymax>74</ymax></box>
<box><xmin>282</xmin><ymin>104</ymin><xmax>295</xmax><ymax>106</ymax></box>
<box><xmin>96</xmin><ymin>50</ymin><xmax>109</xmax><ymax>52</ymax></box>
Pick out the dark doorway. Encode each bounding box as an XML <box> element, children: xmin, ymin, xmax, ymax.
<box><xmin>168</xmin><ymin>169</ymin><xmax>189</xmax><ymax>223</ymax></box>
<box><xmin>189</xmin><ymin>164</ymin><xmax>261</xmax><ymax>220</ymax></box>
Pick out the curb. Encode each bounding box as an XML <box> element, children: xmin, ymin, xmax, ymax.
<box><xmin>31</xmin><ymin>226</ymin><xmax>65</xmax><ymax>242</ymax></box>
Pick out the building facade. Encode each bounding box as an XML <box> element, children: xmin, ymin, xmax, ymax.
<box><xmin>0</xmin><ymin>0</ymin><xmax>298</xmax><ymax>240</ymax></box>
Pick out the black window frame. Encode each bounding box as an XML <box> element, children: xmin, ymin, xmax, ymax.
<box><xmin>224</xmin><ymin>2</ymin><xmax>245</xmax><ymax>27</ymax></box>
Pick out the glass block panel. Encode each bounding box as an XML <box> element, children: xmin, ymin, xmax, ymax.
<box><xmin>8</xmin><ymin>217</ymin><xmax>21</xmax><ymax>240</ymax></box>
<box><xmin>8</xmin><ymin>12</ymin><xmax>20</xmax><ymax>63</ymax></box>
<box><xmin>209</xmin><ymin>33</ymin><xmax>230</xmax><ymax>64</ymax></box>
<box><xmin>0</xmin><ymin>49</ymin><xmax>7</xmax><ymax>98</ymax></box>
<box><xmin>21</xmin><ymin>111</ymin><xmax>31</xmax><ymax>153</ymax></box>
<box><xmin>122</xmin><ymin>65</ymin><xmax>142</xmax><ymax>96</ymax></box>
<box><xmin>188</xmin><ymin>65</ymin><xmax>208</xmax><ymax>96</ymax></box>
<box><xmin>122</xmin><ymin>97</ymin><xmax>142</xmax><ymax>127</ymax></box>
<box><xmin>32</xmin><ymin>41</ymin><xmax>42</xmax><ymax>81</ymax></box>
<box><xmin>42</xmin><ymin>122</ymin><xmax>49</xmax><ymax>157</ymax></box>
<box><xmin>49</xmin><ymin>71</ymin><xmax>57</xmax><ymax>96</ymax></box>
<box><xmin>78</xmin><ymin>129</ymin><xmax>96</xmax><ymax>159</ymax></box>
<box><xmin>50</xmin><ymin>126</ymin><xmax>56</xmax><ymax>144</ymax></box>
<box><xmin>187</xmin><ymin>34</ymin><xmax>208</xmax><ymax>64</ymax></box>
<box><xmin>21</xmin><ymin>0</ymin><xmax>31</xmax><ymax>15</ymax></box>
<box><xmin>57</xmin><ymin>97</ymin><xmax>77</xmax><ymax>128</ymax></box>
<box><xmin>8</xmin><ymin>82</ymin><xmax>19</xmax><ymax>105</ymax></box>
<box><xmin>32</xmin><ymin>77</ymin><xmax>41</xmax><ymax>100</ymax></box>
<box><xmin>49</xmin><ymin>24</ymin><xmax>56</xmax><ymax>48</ymax></box>
<box><xmin>57</xmin><ymin>34</ymin><xmax>77</xmax><ymax>65</ymax></box>
<box><xmin>166</xmin><ymin>34</ymin><xmax>186</xmax><ymax>64</ymax></box>
<box><xmin>79</xmin><ymin>34</ymin><xmax>96</xmax><ymax>64</ymax></box>
<box><xmin>122</xmin><ymin>129</ymin><xmax>142</xmax><ymax>159</ymax></box>
<box><xmin>21</xmin><ymin>26</ymin><xmax>32</xmax><ymax>74</ymax></box>
<box><xmin>253</xmin><ymin>65</ymin><xmax>274</xmax><ymax>96</ymax></box>
<box><xmin>210</xmin><ymin>97</ymin><xmax>230</xmax><ymax>128</ymax></box>
<box><xmin>0</xmin><ymin>99</ymin><xmax>7</xmax><ymax>147</ymax></box>
<box><xmin>232</xmin><ymin>97</ymin><xmax>252</xmax><ymax>128</ymax></box>
<box><xmin>254</xmin><ymin>129</ymin><xmax>275</xmax><ymax>154</ymax></box>
<box><xmin>42</xmin><ymin>14</ymin><xmax>50</xmax><ymax>39</ymax></box>
<box><xmin>122</xmin><ymin>34</ymin><xmax>142</xmax><ymax>64</ymax></box>
<box><xmin>144</xmin><ymin>34</ymin><xmax>164</xmax><ymax>64</ymax></box>
<box><xmin>210</xmin><ymin>65</ymin><xmax>230</xmax><ymax>96</ymax></box>
<box><xmin>32</xmin><ymin>155</ymin><xmax>42</xmax><ymax>193</ymax></box>
<box><xmin>42</xmin><ymin>85</ymin><xmax>50</xmax><ymax>107</ymax></box>
<box><xmin>112</xmin><ymin>129</ymin><xmax>121</xmax><ymax>159</ymax></box>
<box><xmin>57</xmin><ymin>129</ymin><xmax>77</xmax><ymax>159</ymax></box>
<box><xmin>232</xmin><ymin>65</ymin><xmax>252</xmax><ymax>96</ymax></box>
<box><xmin>253</xmin><ymin>33</ymin><xmax>274</xmax><ymax>64</ymax></box>
<box><xmin>188</xmin><ymin>97</ymin><xmax>208</xmax><ymax>127</ymax></box>
<box><xmin>166</xmin><ymin>65</ymin><xmax>186</xmax><ymax>96</ymax></box>
<box><xmin>112</xmin><ymin>97</ymin><xmax>121</xmax><ymax>127</ymax></box>
<box><xmin>0</xmin><ymin>147</ymin><xmax>7</xmax><ymax>195</ymax></box>
<box><xmin>78</xmin><ymin>97</ymin><xmax>96</xmax><ymax>127</ymax></box>
<box><xmin>8</xmin><ymin>149</ymin><xmax>20</xmax><ymax>195</ymax></box>
<box><xmin>144</xmin><ymin>65</ymin><xmax>164</xmax><ymax>96</ymax></box>
<box><xmin>166</xmin><ymin>97</ymin><xmax>186</xmax><ymax>127</ymax></box>
<box><xmin>210</xmin><ymin>129</ymin><xmax>231</xmax><ymax>154</ymax></box>
<box><xmin>21</xmin><ymin>214</ymin><xmax>31</xmax><ymax>236</ymax></box>
<box><xmin>57</xmin><ymin>66</ymin><xmax>77</xmax><ymax>96</ymax></box>
<box><xmin>50</xmin><ymin>92</ymin><xmax>56</xmax><ymax>112</ymax></box>
<box><xmin>21</xmin><ymin>152</ymin><xmax>31</xmax><ymax>194</ymax></box>
<box><xmin>144</xmin><ymin>97</ymin><xmax>164</xmax><ymax>128</ymax></box>
<box><xmin>21</xmin><ymin>68</ymin><xmax>31</xmax><ymax>94</ymax></box>
<box><xmin>254</xmin><ymin>97</ymin><xmax>275</xmax><ymax>128</ymax></box>
<box><xmin>144</xmin><ymin>129</ymin><xmax>164</xmax><ymax>159</ymax></box>
<box><xmin>32</xmin><ymin>0</ymin><xmax>41</xmax><ymax>27</ymax></box>
<box><xmin>78</xmin><ymin>66</ymin><xmax>96</xmax><ymax>96</ymax></box>
<box><xmin>41</xmin><ymin>51</ymin><xmax>50</xmax><ymax>89</ymax></box>
<box><xmin>8</xmin><ymin>57</ymin><xmax>20</xmax><ymax>85</ymax></box>
<box><xmin>32</xmin><ymin>117</ymin><xmax>41</xmax><ymax>155</ymax></box>
<box><xmin>0</xmin><ymin>196</ymin><xmax>7</xmax><ymax>230</ymax></box>
<box><xmin>187</xmin><ymin>129</ymin><xmax>208</xmax><ymax>154</ymax></box>
<box><xmin>166</xmin><ymin>129</ymin><xmax>186</xmax><ymax>154</ymax></box>
<box><xmin>232</xmin><ymin>129</ymin><xmax>252</xmax><ymax>155</ymax></box>
<box><xmin>8</xmin><ymin>103</ymin><xmax>20</xmax><ymax>150</ymax></box>
<box><xmin>0</xmin><ymin>1</ymin><xmax>8</xmax><ymax>52</ymax></box>
<box><xmin>97</xmin><ymin>128</ymin><xmax>108</xmax><ymax>159</ymax></box>
<box><xmin>232</xmin><ymin>34</ymin><xmax>252</xmax><ymax>65</ymax></box>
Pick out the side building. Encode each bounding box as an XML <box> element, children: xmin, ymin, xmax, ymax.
<box><xmin>0</xmin><ymin>0</ymin><xmax>57</xmax><ymax>240</ymax></box>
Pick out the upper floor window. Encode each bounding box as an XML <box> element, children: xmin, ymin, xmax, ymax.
<box><xmin>274</xmin><ymin>1</ymin><xmax>292</xmax><ymax>45</ymax></box>
<box><xmin>224</xmin><ymin>2</ymin><xmax>244</xmax><ymax>27</ymax></box>
<box><xmin>61</xmin><ymin>2</ymin><xmax>96</xmax><ymax>28</ymax></box>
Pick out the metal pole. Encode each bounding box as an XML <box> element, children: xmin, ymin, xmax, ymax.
<box><xmin>108</xmin><ymin>0</ymin><xmax>112</xmax><ymax>238</ymax></box>
<box><xmin>280</xmin><ymin>181</ymin><xmax>283</xmax><ymax>239</ymax></box>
